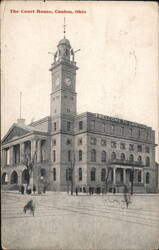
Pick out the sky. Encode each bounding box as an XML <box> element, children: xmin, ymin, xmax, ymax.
<box><xmin>1</xmin><ymin>1</ymin><xmax>159</xmax><ymax>160</ymax></box>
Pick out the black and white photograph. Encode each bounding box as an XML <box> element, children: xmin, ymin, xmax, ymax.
<box><xmin>1</xmin><ymin>1</ymin><xmax>159</xmax><ymax>249</ymax></box>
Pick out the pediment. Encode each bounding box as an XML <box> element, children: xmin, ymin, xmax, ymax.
<box><xmin>2</xmin><ymin>125</ymin><xmax>31</xmax><ymax>144</ymax></box>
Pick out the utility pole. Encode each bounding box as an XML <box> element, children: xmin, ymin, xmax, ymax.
<box><xmin>130</xmin><ymin>167</ymin><xmax>134</xmax><ymax>195</ymax></box>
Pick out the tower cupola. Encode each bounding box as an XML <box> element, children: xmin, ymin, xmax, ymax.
<box><xmin>53</xmin><ymin>38</ymin><xmax>74</xmax><ymax>62</ymax></box>
<box><xmin>53</xmin><ymin>18</ymin><xmax>75</xmax><ymax>63</ymax></box>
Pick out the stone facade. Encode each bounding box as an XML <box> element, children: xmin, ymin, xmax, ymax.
<box><xmin>1</xmin><ymin>36</ymin><xmax>158</xmax><ymax>193</ymax></box>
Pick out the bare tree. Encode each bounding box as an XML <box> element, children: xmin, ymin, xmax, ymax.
<box><xmin>66</xmin><ymin>155</ymin><xmax>75</xmax><ymax>195</ymax></box>
<box><xmin>104</xmin><ymin>161</ymin><xmax>112</xmax><ymax>194</ymax></box>
<box><xmin>70</xmin><ymin>156</ymin><xmax>75</xmax><ymax>195</ymax></box>
<box><xmin>23</xmin><ymin>150</ymin><xmax>37</xmax><ymax>190</ymax></box>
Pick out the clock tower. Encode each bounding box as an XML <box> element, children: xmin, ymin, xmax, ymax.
<box><xmin>49</xmin><ymin>36</ymin><xmax>78</xmax><ymax>191</ymax></box>
<box><xmin>50</xmin><ymin>37</ymin><xmax>78</xmax><ymax>121</ymax></box>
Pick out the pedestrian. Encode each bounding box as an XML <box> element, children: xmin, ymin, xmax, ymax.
<box><xmin>113</xmin><ymin>187</ymin><xmax>116</xmax><ymax>194</ymax></box>
<box><xmin>123</xmin><ymin>184</ymin><xmax>129</xmax><ymax>208</ymax></box>
<box><xmin>21</xmin><ymin>185</ymin><xmax>24</xmax><ymax>194</ymax></box>
<box><xmin>27</xmin><ymin>185</ymin><xmax>32</xmax><ymax>194</ymax></box>
<box><xmin>33</xmin><ymin>184</ymin><xmax>36</xmax><ymax>194</ymax></box>
<box><xmin>75</xmin><ymin>187</ymin><xmax>78</xmax><ymax>196</ymax></box>
<box><xmin>43</xmin><ymin>186</ymin><xmax>46</xmax><ymax>193</ymax></box>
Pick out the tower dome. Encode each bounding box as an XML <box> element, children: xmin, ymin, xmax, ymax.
<box><xmin>58</xmin><ymin>38</ymin><xmax>71</xmax><ymax>47</ymax></box>
<box><xmin>52</xmin><ymin>19</ymin><xmax>75</xmax><ymax>63</ymax></box>
<box><xmin>53</xmin><ymin>37</ymin><xmax>74</xmax><ymax>63</ymax></box>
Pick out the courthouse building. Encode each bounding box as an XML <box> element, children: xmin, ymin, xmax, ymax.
<box><xmin>1</xmin><ymin>35</ymin><xmax>158</xmax><ymax>193</ymax></box>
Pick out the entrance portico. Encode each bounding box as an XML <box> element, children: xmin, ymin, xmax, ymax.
<box><xmin>110</xmin><ymin>164</ymin><xmax>144</xmax><ymax>188</ymax></box>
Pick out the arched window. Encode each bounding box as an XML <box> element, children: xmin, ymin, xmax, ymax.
<box><xmin>101</xmin><ymin>151</ymin><xmax>106</xmax><ymax>162</ymax></box>
<box><xmin>79</xmin><ymin>150</ymin><xmax>82</xmax><ymax>161</ymax></box>
<box><xmin>120</xmin><ymin>153</ymin><xmax>125</xmax><ymax>161</ymax></box>
<box><xmin>91</xmin><ymin>167</ymin><xmax>96</xmax><ymax>181</ymax></box>
<box><xmin>146</xmin><ymin>157</ymin><xmax>150</xmax><ymax>166</ymax></box>
<box><xmin>101</xmin><ymin>168</ymin><xmax>106</xmax><ymax>181</ymax></box>
<box><xmin>91</xmin><ymin>149</ymin><xmax>96</xmax><ymax>162</ymax></box>
<box><xmin>40</xmin><ymin>168</ymin><xmax>46</xmax><ymax>177</ymax></box>
<box><xmin>66</xmin><ymin>168</ymin><xmax>72</xmax><ymax>181</ymax></box>
<box><xmin>79</xmin><ymin>168</ymin><xmax>82</xmax><ymax>181</ymax></box>
<box><xmin>146</xmin><ymin>172</ymin><xmax>150</xmax><ymax>184</ymax></box>
<box><xmin>22</xmin><ymin>169</ymin><xmax>29</xmax><ymax>184</ymax></box>
<box><xmin>53</xmin><ymin>150</ymin><xmax>56</xmax><ymax>162</ymax></box>
<box><xmin>138</xmin><ymin>171</ymin><xmax>141</xmax><ymax>183</ymax></box>
<box><xmin>111</xmin><ymin>152</ymin><xmax>116</xmax><ymax>160</ymax></box>
<box><xmin>1</xmin><ymin>173</ymin><xmax>8</xmax><ymax>184</ymax></box>
<box><xmin>129</xmin><ymin>154</ymin><xmax>134</xmax><ymax>162</ymax></box>
<box><xmin>10</xmin><ymin>171</ymin><xmax>18</xmax><ymax>184</ymax></box>
<box><xmin>53</xmin><ymin>168</ymin><xmax>56</xmax><ymax>181</ymax></box>
<box><xmin>138</xmin><ymin>155</ymin><xmax>142</xmax><ymax>163</ymax></box>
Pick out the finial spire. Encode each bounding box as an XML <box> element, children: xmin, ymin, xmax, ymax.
<box><xmin>63</xmin><ymin>17</ymin><xmax>66</xmax><ymax>38</ymax></box>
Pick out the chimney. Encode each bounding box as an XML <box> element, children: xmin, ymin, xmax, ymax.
<box><xmin>17</xmin><ymin>118</ymin><xmax>25</xmax><ymax>125</ymax></box>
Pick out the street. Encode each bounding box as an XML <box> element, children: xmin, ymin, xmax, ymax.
<box><xmin>2</xmin><ymin>191</ymin><xmax>159</xmax><ymax>250</ymax></box>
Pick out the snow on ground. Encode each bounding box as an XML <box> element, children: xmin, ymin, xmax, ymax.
<box><xmin>1</xmin><ymin>191</ymin><xmax>159</xmax><ymax>250</ymax></box>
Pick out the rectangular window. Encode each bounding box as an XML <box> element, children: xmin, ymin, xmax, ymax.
<box><xmin>111</xmin><ymin>141</ymin><xmax>116</xmax><ymax>148</ymax></box>
<box><xmin>137</xmin><ymin>145</ymin><xmax>142</xmax><ymax>152</ymax></box>
<box><xmin>79</xmin><ymin>121</ymin><xmax>83</xmax><ymax>130</ymax></box>
<box><xmin>79</xmin><ymin>168</ymin><xmax>82</xmax><ymax>181</ymax></box>
<box><xmin>67</xmin><ymin>121</ymin><xmax>71</xmax><ymax>131</ymax></box>
<box><xmin>145</xmin><ymin>146</ymin><xmax>150</xmax><ymax>153</ymax></box>
<box><xmin>53</xmin><ymin>168</ymin><xmax>56</xmax><ymax>181</ymax></box>
<box><xmin>120</xmin><ymin>143</ymin><xmax>125</xmax><ymax>150</ymax></box>
<box><xmin>111</xmin><ymin>125</ymin><xmax>115</xmax><ymax>133</ymax></box>
<box><xmin>78</xmin><ymin>138</ymin><xmax>82</xmax><ymax>145</ymax></box>
<box><xmin>129</xmin><ymin>144</ymin><xmax>134</xmax><ymax>151</ymax></box>
<box><xmin>90</xmin><ymin>120</ymin><xmax>95</xmax><ymax>130</ymax></box>
<box><xmin>129</xmin><ymin>128</ymin><xmax>133</xmax><ymax>137</ymax></box>
<box><xmin>68</xmin><ymin>150</ymin><xmax>71</xmax><ymax>162</ymax></box>
<box><xmin>90</xmin><ymin>137</ymin><xmax>97</xmax><ymax>145</ymax></box>
<box><xmin>101</xmin><ymin>139</ymin><xmax>106</xmax><ymax>146</ymax></box>
<box><xmin>146</xmin><ymin>131</ymin><xmax>149</xmax><ymax>140</ymax></box>
<box><xmin>54</xmin><ymin>122</ymin><xmax>56</xmax><ymax>131</ymax></box>
<box><xmin>121</xmin><ymin>126</ymin><xmax>124</xmax><ymax>135</ymax></box>
<box><xmin>66</xmin><ymin>168</ymin><xmax>72</xmax><ymax>181</ymax></box>
<box><xmin>53</xmin><ymin>150</ymin><xmax>56</xmax><ymax>162</ymax></box>
<box><xmin>66</xmin><ymin>139</ymin><xmax>71</xmax><ymax>145</ymax></box>
<box><xmin>101</xmin><ymin>123</ymin><xmax>105</xmax><ymax>132</ymax></box>
<box><xmin>138</xmin><ymin>171</ymin><xmax>141</xmax><ymax>183</ymax></box>
<box><xmin>52</xmin><ymin>139</ymin><xmax>56</xmax><ymax>146</ymax></box>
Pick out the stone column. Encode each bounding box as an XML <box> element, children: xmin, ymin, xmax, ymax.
<box><xmin>123</xmin><ymin>168</ymin><xmax>126</xmax><ymax>184</ymax></box>
<box><xmin>113</xmin><ymin>167</ymin><xmax>116</xmax><ymax>185</ymax></box>
<box><xmin>20</xmin><ymin>142</ymin><xmax>25</xmax><ymax>164</ymax></box>
<box><xmin>141</xmin><ymin>169</ymin><xmax>144</xmax><ymax>184</ymax></box>
<box><xmin>9</xmin><ymin>146</ymin><xmax>14</xmax><ymax>165</ymax></box>
<box><xmin>31</xmin><ymin>140</ymin><xmax>37</xmax><ymax>159</ymax></box>
<box><xmin>2</xmin><ymin>149</ymin><xmax>6</xmax><ymax>166</ymax></box>
<box><xmin>37</xmin><ymin>140</ymin><xmax>41</xmax><ymax>163</ymax></box>
<box><xmin>30</xmin><ymin>140</ymin><xmax>37</xmax><ymax>189</ymax></box>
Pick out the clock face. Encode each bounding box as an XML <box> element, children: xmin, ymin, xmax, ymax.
<box><xmin>65</xmin><ymin>77</ymin><xmax>72</xmax><ymax>87</ymax></box>
<box><xmin>55</xmin><ymin>77</ymin><xmax>60</xmax><ymax>86</ymax></box>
